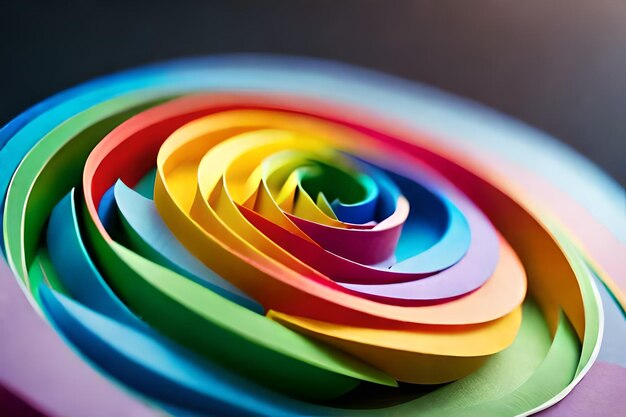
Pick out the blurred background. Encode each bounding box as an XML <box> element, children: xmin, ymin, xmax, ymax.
<box><xmin>1</xmin><ymin>0</ymin><xmax>624</xmax><ymax>185</ymax></box>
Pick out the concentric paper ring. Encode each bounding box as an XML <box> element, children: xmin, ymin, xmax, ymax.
<box><xmin>1</xmin><ymin>55</ymin><xmax>624</xmax><ymax>417</ymax></box>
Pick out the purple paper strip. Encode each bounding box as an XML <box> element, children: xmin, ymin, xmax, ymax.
<box><xmin>538</xmin><ymin>361</ymin><xmax>626</xmax><ymax>417</ymax></box>
<box><xmin>0</xmin><ymin>258</ymin><xmax>157</xmax><ymax>417</ymax></box>
<box><xmin>341</xmin><ymin>190</ymin><xmax>499</xmax><ymax>301</ymax></box>
<box><xmin>0</xmin><ymin>382</ymin><xmax>45</xmax><ymax>416</ymax></box>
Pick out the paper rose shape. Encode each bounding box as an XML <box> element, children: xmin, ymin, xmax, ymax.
<box><xmin>0</xmin><ymin>55</ymin><xmax>624</xmax><ymax>417</ymax></box>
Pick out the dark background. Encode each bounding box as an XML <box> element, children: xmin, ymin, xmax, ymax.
<box><xmin>1</xmin><ymin>1</ymin><xmax>624</xmax><ymax>185</ymax></box>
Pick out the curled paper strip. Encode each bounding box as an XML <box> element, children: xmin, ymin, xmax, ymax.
<box><xmin>0</xmin><ymin>55</ymin><xmax>624</xmax><ymax>417</ymax></box>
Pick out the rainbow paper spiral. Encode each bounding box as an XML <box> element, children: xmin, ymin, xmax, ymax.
<box><xmin>1</xmin><ymin>55</ymin><xmax>624</xmax><ymax>417</ymax></box>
